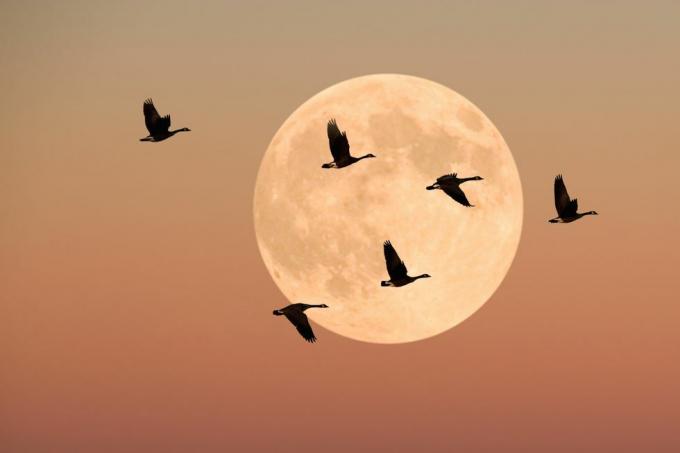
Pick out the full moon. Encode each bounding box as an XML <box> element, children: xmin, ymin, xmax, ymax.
<box><xmin>253</xmin><ymin>74</ymin><xmax>522</xmax><ymax>344</ymax></box>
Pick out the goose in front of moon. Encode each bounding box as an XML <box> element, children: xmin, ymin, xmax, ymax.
<box><xmin>426</xmin><ymin>173</ymin><xmax>484</xmax><ymax>207</ymax></box>
<box><xmin>322</xmin><ymin>118</ymin><xmax>376</xmax><ymax>168</ymax></box>
<box><xmin>381</xmin><ymin>240</ymin><xmax>431</xmax><ymax>287</ymax></box>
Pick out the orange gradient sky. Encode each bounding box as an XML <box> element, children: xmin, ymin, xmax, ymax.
<box><xmin>1</xmin><ymin>1</ymin><xmax>679</xmax><ymax>452</ymax></box>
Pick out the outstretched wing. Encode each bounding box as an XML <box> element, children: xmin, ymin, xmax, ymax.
<box><xmin>284</xmin><ymin>310</ymin><xmax>317</xmax><ymax>343</ymax></box>
<box><xmin>437</xmin><ymin>173</ymin><xmax>457</xmax><ymax>183</ymax></box>
<box><xmin>442</xmin><ymin>185</ymin><xmax>473</xmax><ymax>207</ymax></box>
<box><xmin>327</xmin><ymin>119</ymin><xmax>350</xmax><ymax>162</ymax></box>
<box><xmin>554</xmin><ymin>174</ymin><xmax>577</xmax><ymax>216</ymax></box>
<box><xmin>384</xmin><ymin>240</ymin><xmax>408</xmax><ymax>280</ymax></box>
<box><xmin>143</xmin><ymin>99</ymin><xmax>171</xmax><ymax>135</ymax></box>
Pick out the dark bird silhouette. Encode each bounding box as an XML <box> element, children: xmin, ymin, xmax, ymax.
<box><xmin>549</xmin><ymin>174</ymin><xmax>598</xmax><ymax>223</ymax></box>
<box><xmin>381</xmin><ymin>241</ymin><xmax>431</xmax><ymax>287</ymax></box>
<box><xmin>273</xmin><ymin>303</ymin><xmax>328</xmax><ymax>343</ymax></box>
<box><xmin>139</xmin><ymin>99</ymin><xmax>191</xmax><ymax>142</ymax></box>
<box><xmin>322</xmin><ymin>119</ymin><xmax>376</xmax><ymax>168</ymax></box>
<box><xmin>426</xmin><ymin>173</ymin><xmax>483</xmax><ymax>207</ymax></box>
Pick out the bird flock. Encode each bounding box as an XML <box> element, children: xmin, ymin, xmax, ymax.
<box><xmin>140</xmin><ymin>100</ymin><xmax>598</xmax><ymax>343</ymax></box>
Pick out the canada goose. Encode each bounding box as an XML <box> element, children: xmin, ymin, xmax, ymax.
<box><xmin>549</xmin><ymin>174</ymin><xmax>598</xmax><ymax>223</ymax></box>
<box><xmin>273</xmin><ymin>303</ymin><xmax>328</xmax><ymax>343</ymax></box>
<box><xmin>322</xmin><ymin>119</ymin><xmax>376</xmax><ymax>168</ymax></box>
<box><xmin>139</xmin><ymin>99</ymin><xmax>191</xmax><ymax>142</ymax></box>
<box><xmin>426</xmin><ymin>173</ymin><xmax>483</xmax><ymax>207</ymax></box>
<box><xmin>381</xmin><ymin>241</ymin><xmax>431</xmax><ymax>287</ymax></box>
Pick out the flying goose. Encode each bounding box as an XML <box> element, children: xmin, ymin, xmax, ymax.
<box><xmin>381</xmin><ymin>241</ymin><xmax>431</xmax><ymax>287</ymax></box>
<box><xmin>322</xmin><ymin>119</ymin><xmax>376</xmax><ymax>168</ymax></box>
<box><xmin>549</xmin><ymin>174</ymin><xmax>598</xmax><ymax>223</ymax></box>
<box><xmin>273</xmin><ymin>303</ymin><xmax>328</xmax><ymax>343</ymax></box>
<box><xmin>139</xmin><ymin>98</ymin><xmax>191</xmax><ymax>142</ymax></box>
<box><xmin>426</xmin><ymin>173</ymin><xmax>483</xmax><ymax>207</ymax></box>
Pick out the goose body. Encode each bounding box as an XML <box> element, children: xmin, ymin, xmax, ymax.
<box><xmin>381</xmin><ymin>241</ymin><xmax>431</xmax><ymax>287</ymax></box>
<box><xmin>322</xmin><ymin>119</ymin><xmax>375</xmax><ymax>168</ymax></box>
<box><xmin>139</xmin><ymin>99</ymin><xmax>191</xmax><ymax>142</ymax></box>
<box><xmin>426</xmin><ymin>173</ymin><xmax>483</xmax><ymax>207</ymax></box>
<box><xmin>549</xmin><ymin>174</ymin><xmax>598</xmax><ymax>223</ymax></box>
<box><xmin>273</xmin><ymin>303</ymin><xmax>328</xmax><ymax>343</ymax></box>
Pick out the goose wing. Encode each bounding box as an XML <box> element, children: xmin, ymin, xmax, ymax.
<box><xmin>327</xmin><ymin>119</ymin><xmax>351</xmax><ymax>162</ymax></box>
<box><xmin>384</xmin><ymin>241</ymin><xmax>408</xmax><ymax>280</ymax></box>
<box><xmin>437</xmin><ymin>173</ymin><xmax>457</xmax><ymax>183</ymax></box>
<box><xmin>283</xmin><ymin>308</ymin><xmax>317</xmax><ymax>343</ymax></box>
<box><xmin>143</xmin><ymin>99</ymin><xmax>171</xmax><ymax>135</ymax></box>
<box><xmin>554</xmin><ymin>175</ymin><xmax>577</xmax><ymax>216</ymax></box>
<box><xmin>441</xmin><ymin>184</ymin><xmax>473</xmax><ymax>207</ymax></box>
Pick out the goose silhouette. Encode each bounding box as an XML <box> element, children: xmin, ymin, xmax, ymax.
<box><xmin>273</xmin><ymin>303</ymin><xmax>328</xmax><ymax>343</ymax></box>
<box><xmin>549</xmin><ymin>174</ymin><xmax>598</xmax><ymax>223</ymax></box>
<box><xmin>321</xmin><ymin>119</ymin><xmax>375</xmax><ymax>168</ymax></box>
<box><xmin>381</xmin><ymin>241</ymin><xmax>431</xmax><ymax>287</ymax></box>
<box><xmin>139</xmin><ymin>99</ymin><xmax>190</xmax><ymax>142</ymax></box>
<box><xmin>426</xmin><ymin>173</ymin><xmax>483</xmax><ymax>207</ymax></box>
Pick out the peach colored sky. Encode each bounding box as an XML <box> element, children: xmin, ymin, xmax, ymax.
<box><xmin>1</xmin><ymin>1</ymin><xmax>679</xmax><ymax>452</ymax></box>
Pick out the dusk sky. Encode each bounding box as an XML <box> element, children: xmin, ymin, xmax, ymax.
<box><xmin>2</xmin><ymin>1</ymin><xmax>679</xmax><ymax>452</ymax></box>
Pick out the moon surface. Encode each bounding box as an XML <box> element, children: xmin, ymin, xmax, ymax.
<box><xmin>253</xmin><ymin>74</ymin><xmax>523</xmax><ymax>344</ymax></box>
